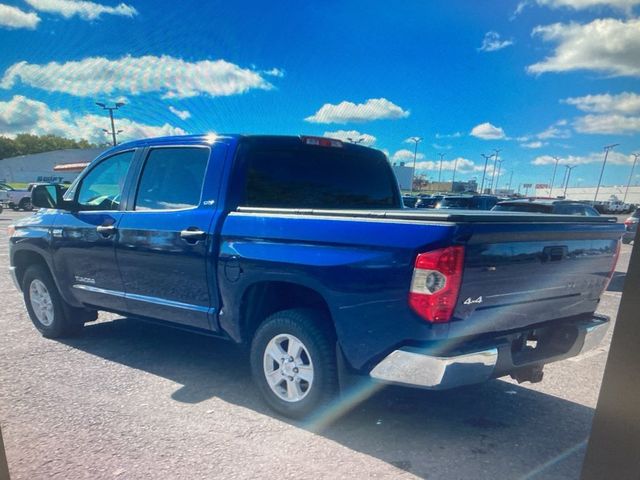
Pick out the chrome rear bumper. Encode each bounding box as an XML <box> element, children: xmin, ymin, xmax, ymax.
<box><xmin>369</xmin><ymin>316</ymin><xmax>610</xmax><ymax>389</ymax></box>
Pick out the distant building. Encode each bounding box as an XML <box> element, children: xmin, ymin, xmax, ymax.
<box><xmin>0</xmin><ymin>148</ymin><xmax>103</xmax><ymax>183</ymax></box>
<box><xmin>533</xmin><ymin>185</ymin><xmax>640</xmax><ymax>204</ymax></box>
<box><xmin>392</xmin><ymin>163</ymin><xmax>413</xmax><ymax>190</ymax></box>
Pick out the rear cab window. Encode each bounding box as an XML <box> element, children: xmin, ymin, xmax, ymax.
<box><xmin>236</xmin><ymin>138</ymin><xmax>400</xmax><ymax>209</ymax></box>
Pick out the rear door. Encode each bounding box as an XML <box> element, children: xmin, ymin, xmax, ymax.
<box><xmin>115</xmin><ymin>144</ymin><xmax>226</xmax><ymax>330</ymax></box>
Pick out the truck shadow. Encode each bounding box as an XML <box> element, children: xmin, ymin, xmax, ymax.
<box><xmin>61</xmin><ymin>317</ymin><xmax>595</xmax><ymax>479</ymax></box>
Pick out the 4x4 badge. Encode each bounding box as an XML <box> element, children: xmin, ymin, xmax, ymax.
<box><xmin>463</xmin><ymin>296</ymin><xmax>483</xmax><ymax>305</ymax></box>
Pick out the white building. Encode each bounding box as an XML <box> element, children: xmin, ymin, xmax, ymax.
<box><xmin>0</xmin><ymin>148</ymin><xmax>104</xmax><ymax>184</ymax></box>
<box><xmin>534</xmin><ymin>185</ymin><xmax>640</xmax><ymax>204</ymax></box>
<box><xmin>392</xmin><ymin>164</ymin><xmax>413</xmax><ymax>190</ymax></box>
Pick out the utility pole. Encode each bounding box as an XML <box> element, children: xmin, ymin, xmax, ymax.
<box><xmin>407</xmin><ymin>137</ymin><xmax>423</xmax><ymax>194</ymax></box>
<box><xmin>438</xmin><ymin>153</ymin><xmax>445</xmax><ymax>185</ymax></box>
<box><xmin>490</xmin><ymin>149</ymin><xmax>501</xmax><ymax>194</ymax></box>
<box><xmin>96</xmin><ymin>101</ymin><xmax>125</xmax><ymax>146</ymax></box>
<box><xmin>564</xmin><ymin>165</ymin><xmax>577</xmax><ymax>197</ymax></box>
<box><xmin>451</xmin><ymin>157</ymin><xmax>459</xmax><ymax>192</ymax></box>
<box><xmin>549</xmin><ymin>156</ymin><xmax>560</xmax><ymax>197</ymax></box>
<box><xmin>594</xmin><ymin>143</ymin><xmax>619</xmax><ymax>202</ymax></box>
<box><xmin>480</xmin><ymin>153</ymin><xmax>493</xmax><ymax>195</ymax></box>
<box><xmin>623</xmin><ymin>153</ymin><xmax>640</xmax><ymax>203</ymax></box>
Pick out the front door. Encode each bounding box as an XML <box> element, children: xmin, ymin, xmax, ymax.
<box><xmin>115</xmin><ymin>145</ymin><xmax>223</xmax><ymax>330</ymax></box>
<box><xmin>51</xmin><ymin>150</ymin><xmax>136</xmax><ymax>311</ymax></box>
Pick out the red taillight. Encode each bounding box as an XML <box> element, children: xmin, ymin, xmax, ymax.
<box><xmin>603</xmin><ymin>240</ymin><xmax>621</xmax><ymax>291</ymax></box>
<box><xmin>624</xmin><ymin>219</ymin><xmax>633</xmax><ymax>226</ymax></box>
<box><xmin>409</xmin><ymin>246</ymin><xmax>465</xmax><ymax>323</ymax></box>
<box><xmin>301</xmin><ymin>135</ymin><xmax>343</xmax><ymax>148</ymax></box>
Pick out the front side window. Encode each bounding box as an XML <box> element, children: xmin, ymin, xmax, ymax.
<box><xmin>76</xmin><ymin>151</ymin><xmax>134</xmax><ymax>211</ymax></box>
<box><xmin>135</xmin><ymin>147</ymin><xmax>209</xmax><ymax>211</ymax></box>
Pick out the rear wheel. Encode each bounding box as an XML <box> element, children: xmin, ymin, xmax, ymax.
<box><xmin>23</xmin><ymin>265</ymin><xmax>87</xmax><ymax>338</ymax></box>
<box><xmin>250</xmin><ymin>309</ymin><xmax>337</xmax><ymax>418</ymax></box>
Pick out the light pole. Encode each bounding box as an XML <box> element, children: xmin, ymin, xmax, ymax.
<box><xmin>490</xmin><ymin>149</ymin><xmax>501</xmax><ymax>194</ymax></box>
<box><xmin>507</xmin><ymin>170</ymin><xmax>514</xmax><ymax>193</ymax></box>
<box><xmin>623</xmin><ymin>153</ymin><xmax>640</xmax><ymax>203</ymax></box>
<box><xmin>347</xmin><ymin>137</ymin><xmax>364</xmax><ymax>144</ymax></box>
<box><xmin>438</xmin><ymin>153</ymin><xmax>445</xmax><ymax>185</ymax></box>
<box><xmin>494</xmin><ymin>159</ymin><xmax>503</xmax><ymax>193</ymax></box>
<box><xmin>549</xmin><ymin>156</ymin><xmax>560</xmax><ymax>197</ymax></box>
<box><xmin>96</xmin><ymin>102</ymin><xmax>125</xmax><ymax>146</ymax></box>
<box><xmin>451</xmin><ymin>157</ymin><xmax>459</xmax><ymax>192</ymax></box>
<box><xmin>564</xmin><ymin>165</ymin><xmax>577</xmax><ymax>197</ymax></box>
<box><xmin>480</xmin><ymin>153</ymin><xmax>493</xmax><ymax>194</ymax></box>
<box><xmin>407</xmin><ymin>137</ymin><xmax>423</xmax><ymax>193</ymax></box>
<box><xmin>594</xmin><ymin>143</ymin><xmax>619</xmax><ymax>202</ymax></box>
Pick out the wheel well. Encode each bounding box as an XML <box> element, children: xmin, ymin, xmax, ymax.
<box><xmin>240</xmin><ymin>282</ymin><xmax>334</xmax><ymax>343</ymax></box>
<box><xmin>13</xmin><ymin>250</ymin><xmax>49</xmax><ymax>288</ymax></box>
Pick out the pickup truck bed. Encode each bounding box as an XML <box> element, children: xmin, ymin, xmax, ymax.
<box><xmin>10</xmin><ymin>134</ymin><xmax>624</xmax><ymax>417</ymax></box>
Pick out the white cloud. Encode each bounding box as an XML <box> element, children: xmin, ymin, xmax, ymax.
<box><xmin>478</xmin><ymin>31</ymin><xmax>514</xmax><ymax>52</ymax></box>
<box><xmin>262</xmin><ymin>68</ymin><xmax>285</xmax><ymax>77</ymax></box>
<box><xmin>522</xmin><ymin>141</ymin><xmax>546</xmax><ymax>148</ymax></box>
<box><xmin>532</xmin><ymin>151</ymin><xmax>635</xmax><ymax>166</ymax></box>
<box><xmin>25</xmin><ymin>0</ymin><xmax>136</xmax><ymax>20</ymax></box>
<box><xmin>305</xmin><ymin>98</ymin><xmax>410</xmax><ymax>124</ymax></box>
<box><xmin>536</xmin><ymin>122</ymin><xmax>571</xmax><ymax>139</ymax></box>
<box><xmin>0</xmin><ymin>4</ymin><xmax>40</xmax><ymax>29</ymax></box>
<box><xmin>528</xmin><ymin>18</ymin><xmax>640</xmax><ymax>77</ymax></box>
<box><xmin>432</xmin><ymin>143</ymin><xmax>453</xmax><ymax>150</ymax></box>
<box><xmin>322</xmin><ymin>130</ymin><xmax>376</xmax><ymax>146</ymax></box>
<box><xmin>564</xmin><ymin>92</ymin><xmax>640</xmax><ymax>114</ymax></box>
<box><xmin>0</xmin><ymin>95</ymin><xmax>185</xmax><ymax>144</ymax></box>
<box><xmin>1</xmin><ymin>55</ymin><xmax>278</xmax><ymax>98</ymax></box>
<box><xmin>536</xmin><ymin>0</ymin><xmax>640</xmax><ymax>13</ymax></box>
<box><xmin>574</xmin><ymin>114</ymin><xmax>640</xmax><ymax>134</ymax></box>
<box><xmin>168</xmin><ymin>106</ymin><xmax>191</xmax><ymax>120</ymax></box>
<box><xmin>391</xmin><ymin>149</ymin><xmax>425</xmax><ymax>163</ymax></box>
<box><xmin>470</xmin><ymin>122</ymin><xmax>507</xmax><ymax>140</ymax></box>
<box><xmin>435</xmin><ymin>131</ymin><xmax>462</xmax><ymax>139</ymax></box>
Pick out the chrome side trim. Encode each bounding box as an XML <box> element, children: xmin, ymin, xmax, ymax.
<box><xmin>370</xmin><ymin>348</ymin><xmax>498</xmax><ymax>390</ymax></box>
<box><xmin>72</xmin><ymin>284</ymin><xmax>125</xmax><ymax>297</ymax></box>
<box><xmin>9</xmin><ymin>266</ymin><xmax>21</xmax><ymax>292</ymax></box>
<box><xmin>125</xmin><ymin>291</ymin><xmax>213</xmax><ymax>313</ymax></box>
<box><xmin>72</xmin><ymin>284</ymin><xmax>214</xmax><ymax>314</ymax></box>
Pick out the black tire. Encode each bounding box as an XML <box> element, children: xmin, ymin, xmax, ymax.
<box><xmin>250</xmin><ymin>308</ymin><xmax>337</xmax><ymax>419</ymax></box>
<box><xmin>22</xmin><ymin>264</ymin><xmax>85</xmax><ymax>338</ymax></box>
<box><xmin>19</xmin><ymin>198</ymin><xmax>33</xmax><ymax>211</ymax></box>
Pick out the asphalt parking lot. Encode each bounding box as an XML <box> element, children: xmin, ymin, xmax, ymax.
<box><xmin>0</xmin><ymin>209</ymin><xmax>632</xmax><ymax>480</ymax></box>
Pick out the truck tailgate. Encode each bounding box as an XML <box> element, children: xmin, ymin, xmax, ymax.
<box><xmin>452</xmin><ymin>221</ymin><xmax>622</xmax><ymax>336</ymax></box>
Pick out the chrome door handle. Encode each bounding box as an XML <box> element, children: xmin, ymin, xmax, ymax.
<box><xmin>180</xmin><ymin>228</ymin><xmax>206</xmax><ymax>243</ymax></box>
<box><xmin>96</xmin><ymin>224</ymin><xmax>117</xmax><ymax>236</ymax></box>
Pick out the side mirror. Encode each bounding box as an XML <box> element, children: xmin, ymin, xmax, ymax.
<box><xmin>31</xmin><ymin>184</ymin><xmax>70</xmax><ymax>210</ymax></box>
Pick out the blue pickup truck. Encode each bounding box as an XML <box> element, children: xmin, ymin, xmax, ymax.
<box><xmin>10</xmin><ymin>134</ymin><xmax>623</xmax><ymax>418</ymax></box>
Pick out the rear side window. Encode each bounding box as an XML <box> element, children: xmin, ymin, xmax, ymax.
<box><xmin>554</xmin><ymin>204</ymin><xmax>591</xmax><ymax>216</ymax></box>
<box><xmin>240</xmin><ymin>144</ymin><xmax>398</xmax><ymax>209</ymax></box>
<box><xmin>135</xmin><ymin>147</ymin><xmax>209</xmax><ymax>211</ymax></box>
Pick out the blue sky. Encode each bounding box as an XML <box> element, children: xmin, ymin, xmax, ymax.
<box><xmin>0</xmin><ymin>0</ymin><xmax>639</xmax><ymax>189</ymax></box>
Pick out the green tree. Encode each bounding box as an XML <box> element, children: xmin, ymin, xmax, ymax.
<box><xmin>0</xmin><ymin>134</ymin><xmax>98</xmax><ymax>159</ymax></box>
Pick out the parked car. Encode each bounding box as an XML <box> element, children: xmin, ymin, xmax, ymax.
<box><xmin>623</xmin><ymin>208</ymin><xmax>639</xmax><ymax>244</ymax></box>
<box><xmin>492</xmin><ymin>199</ymin><xmax>600</xmax><ymax>216</ymax></box>
<box><xmin>416</xmin><ymin>196</ymin><xmax>438</xmax><ymax>208</ymax></box>
<box><xmin>402</xmin><ymin>195</ymin><xmax>420</xmax><ymax>208</ymax></box>
<box><xmin>0</xmin><ymin>182</ymin><xmax>32</xmax><ymax>211</ymax></box>
<box><xmin>11</xmin><ymin>134</ymin><xmax>623</xmax><ymax>418</ymax></box>
<box><xmin>435</xmin><ymin>195</ymin><xmax>499</xmax><ymax>210</ymax></box>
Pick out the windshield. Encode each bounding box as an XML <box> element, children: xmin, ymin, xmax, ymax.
<box><xmin>438</xmin><ymin>197</ymin><xmax>474</xmax><ymax>209</ymax></box>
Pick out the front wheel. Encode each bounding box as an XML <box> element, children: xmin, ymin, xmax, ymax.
<box><xmin>250</xmin><ymin>309</ymin><xmax>337</xmax><ymax>418</ymax></box>
<box><xmin>23</xmin><ymin>265</ymin><xmax>85</xmax><ymax>338</ymax></box>
<box><xmin>19</xmin><ymin>198</ymin><xmax>33</xmax><ymax>211</ymax></box>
